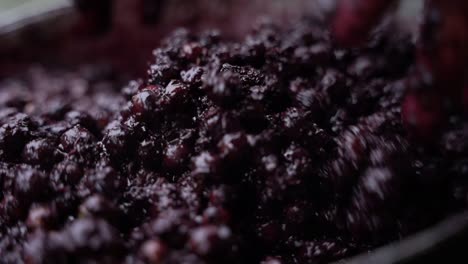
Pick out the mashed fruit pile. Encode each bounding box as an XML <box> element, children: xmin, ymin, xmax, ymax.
<box><xmin>0</xmin><ymin>19</ymin><xmax>467</xmax><ymax>264</ymax></box>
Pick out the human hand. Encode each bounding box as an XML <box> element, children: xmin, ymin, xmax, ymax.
<box><xmin>333</xmin><ymin>0</ymin><xmax>468</xmax><ymax>140</ymax></box>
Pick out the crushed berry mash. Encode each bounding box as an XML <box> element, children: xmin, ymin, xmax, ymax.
<box><xmin>0</xmin><ymin>19</ymin><xmax>467</xmax><ymax>264</ymax></box>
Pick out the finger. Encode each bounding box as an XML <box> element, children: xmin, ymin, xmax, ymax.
<box><xmin>417</xmin><ymin>0</ymin><xmax>468</xmax><ymax>91</ymax></box>
<box><xmin>332</xmin><ymin>0</ymin><xmax>396</xmax><ymax>46</ymax></box>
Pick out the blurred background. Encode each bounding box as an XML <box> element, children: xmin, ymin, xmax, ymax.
<box><xmin>0</xmin><ymin>0</ymin><xmax>335</xmax><ymax>78</ymax></box>
<box><xmin>0</xmin><ymin>0</ymin><xmax>422</xmax><ymax>78</ymax></box>
<box><xmin>0</xmin><ymin>0</ymin><xmax>31</xmax><ymax>10</ymax></box>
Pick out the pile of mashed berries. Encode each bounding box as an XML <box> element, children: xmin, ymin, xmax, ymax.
<box><xmin>0</xmin><ymin>19</ymin><xmax>467</xmax><ymax>264</ymax></box>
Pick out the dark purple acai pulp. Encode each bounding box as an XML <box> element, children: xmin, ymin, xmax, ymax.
<box><xmin>0</xmin><ymin>19</ymin><xmax>467</xmax><ymax>264</ymax></box>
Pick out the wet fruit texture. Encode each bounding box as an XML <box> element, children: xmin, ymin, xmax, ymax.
<box><xmin>0</xmin><ymin>19</ymin><xmax>467</xmax><ymax>264</ymax></box>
